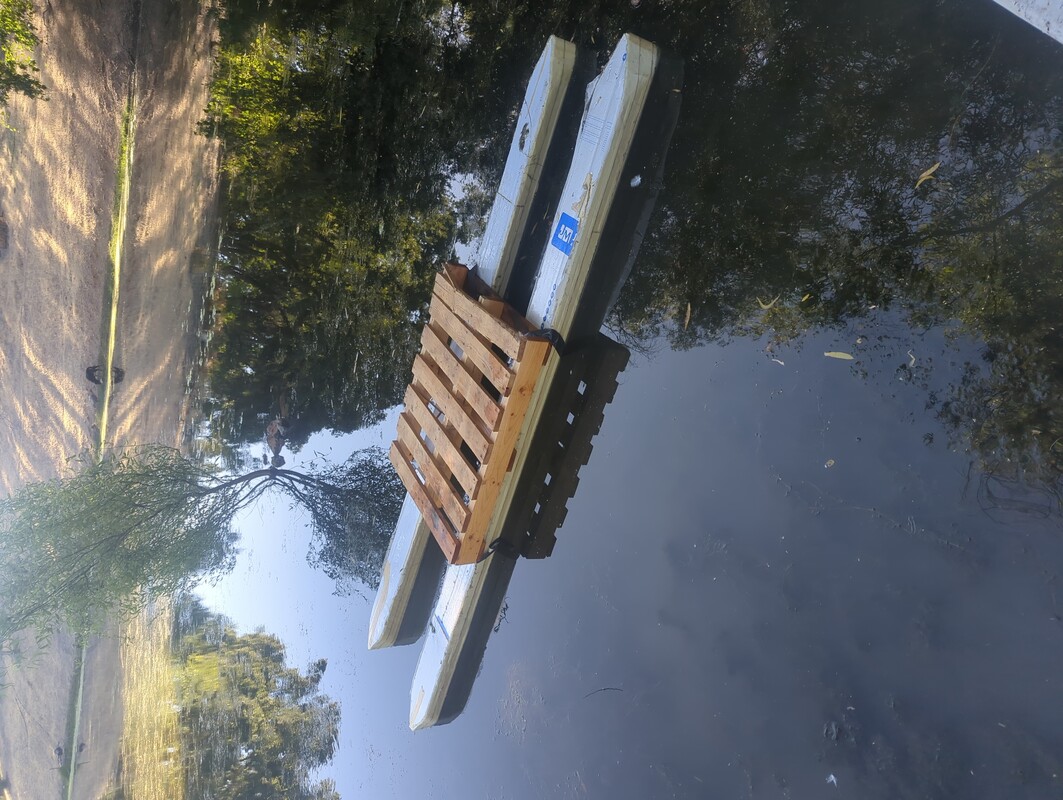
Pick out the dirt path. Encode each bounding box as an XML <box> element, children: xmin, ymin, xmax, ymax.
<box><xmin>0</xmin><ymin>1</ymin><xmax>219</xmax><ymax>797</ymax></box>
<box><xmin>109</xmin><ymin>0</ymin><xmax>220</xmax><ymax>453</ymax></box>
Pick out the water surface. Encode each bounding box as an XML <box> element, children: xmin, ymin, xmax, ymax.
<box><xmin>207</xmin><ymin>1</ymin><xmax>1063</xmax><ymax>796</ymax></box>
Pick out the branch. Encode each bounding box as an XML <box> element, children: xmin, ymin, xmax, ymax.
<box><xmin>924</xmin><ymin>176</ymin><xmax>1063</xmax><ymax>241</ymax></box>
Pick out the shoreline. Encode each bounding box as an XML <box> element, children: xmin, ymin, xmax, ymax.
<box><xmin>0</xmin><ymin>0</ymin><xmax>220</xmax><ymax>797</ymax></box>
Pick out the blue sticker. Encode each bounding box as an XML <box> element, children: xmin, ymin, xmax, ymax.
<box><xmin>551</xmin><ymin>213</ymin><xmax>579</xmax><ymax>256</ymax></box>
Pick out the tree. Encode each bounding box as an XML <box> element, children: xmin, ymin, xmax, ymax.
<box><xmin>173</xmin><ymin>597</ymin><xmax>341</xmax><ymax>800</ymax></box>
<box><xmin>1</xmin><ymin>0</ymin><xmax>46</xmax><ymax>106</ymax></box>
<box><xmin>0</xmin><ymin>445</ymin><xmax>403</xmax><ymax>651</ymax></box>
<box><xmin>306</xmin><ymin>445</ymin><xmax>405</xmax><ymax>593</ymax></box>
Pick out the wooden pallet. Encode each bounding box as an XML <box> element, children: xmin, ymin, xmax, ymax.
<box><xmin>389</xmin><ymin>262</ymin><xmax>554</xmax><ymax>564</ymax></box>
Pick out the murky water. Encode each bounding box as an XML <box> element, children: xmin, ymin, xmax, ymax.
<box><xmin>208</xmin><ymin>1</ymin><xmax>1063</xmax><ymax>797</ymax></box>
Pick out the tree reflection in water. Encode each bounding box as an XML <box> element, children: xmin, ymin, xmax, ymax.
<box><xmin>608</xmin><ymin>0</ymin><xmax>1063</xmax><ymax>503</ymax></box>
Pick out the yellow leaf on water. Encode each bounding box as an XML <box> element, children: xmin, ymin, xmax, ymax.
<box><xmin>684</xmin><ymin>302</ymin><xmax>692</xmax><ymax>330</ymax></box>
<box><xmin>915</xmin><ymin>161</ymin><xmax>940</xmax><ymax>189</ymax></box>
<box><xmin>756</xmin><ymin>294</ymin><xmax>781</xmax><ymax>310</ymax></box>
<box><xmin>824</xmin><ymin>351</ymin><xmax>855</xmax><ymax>360</ymax></box>
<box><xmin>801</xmin><ymin>293</ymin><xmax>811</xmax><ymax>302</ymax></box>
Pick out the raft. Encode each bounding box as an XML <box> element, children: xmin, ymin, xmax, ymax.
<box><xmin>408</xmin><ymin>34</ymin><xmax>668</xmax><ymax>729</ymax></box>
<box><xmin>368</xmin><ymin>36</ymin><xmax>585</xmax><ymax>650</ymax></box>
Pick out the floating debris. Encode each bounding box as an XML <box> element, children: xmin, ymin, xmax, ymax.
<box><xmin>915</xmin><ymin>161</ymin><xmax>941</xmax><ymax>188</ymax></box>
<box><xmin>757</xmin><ymin>294</ymin><xmax>781</xmax><ymax>309</ymax></box>
<box><xmin>824</xmin><ymin>351</ymin><xmax>855</xmax><ymax>360</ymax></box>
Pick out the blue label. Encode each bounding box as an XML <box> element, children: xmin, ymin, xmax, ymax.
<box><xmin>551</xmin><ymin>213</ymin><xmax>579</xmax><ymax>256</ymax></box>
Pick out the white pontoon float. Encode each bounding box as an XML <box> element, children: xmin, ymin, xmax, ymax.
<box><xmin>407</xmin><ymin>34</ymin><xmax>668</xmax><ymax>729</ymax></box>
<box><xmin>368</xmin><ymin>36</ymin><xmax>585</xmax><ymax>650</ymax></box>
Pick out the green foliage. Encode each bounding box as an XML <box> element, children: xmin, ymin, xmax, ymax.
<box><xmin>0</xmin><ymin>0</ymin><xmax>45</xmax><ymax>105</ymax></box>
<box><xmin>0</xmin><ymin>448</ymin><xmax>239</xmax><ymax>648</ymax></box>
<box><xmin>0</xmin><ymin>445</ymin><xmax>403</xmax><ymax>651</ymax></box>
<box><xmin>173</xmin><ymin>597</ymin><xmax>340</xmax><ymax>800</ymax></box>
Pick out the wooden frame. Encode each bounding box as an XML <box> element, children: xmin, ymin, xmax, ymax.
<box><xmin>389</xmin><ymin>262</ymin><xmax>553</xmax><ymax>564</ymax></box>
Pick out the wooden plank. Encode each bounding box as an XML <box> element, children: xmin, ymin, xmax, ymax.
<box><xmin>441</xmin><ymin>261</ymin><xmax>469</xmax><ymax>290</ymax></box>
<box><xmin>428</xmin><ymin>296</ymin><xmax>515</xmax><ymax>394</ymax></box>
<box><xmin>396</xmin><ymin>415</ymin><xmax>472</xmax><ymax>532</ymax></box>
<box><xmin>452</xmin><ymin>337</ymin><xmax>554</xmax><ymax>563</ymax></box>
<box><xmin>478</xmin><ymin>295</ymin><xmax>540</xmax><ymax>341</ymax></box>
<box><xmin>410</xmin><ymin>356</ymin><xmax>492</xmax><ymax>463</ymax></box>
<box><xmin>420</xmin><ymin>322</ymin><xmax>502</xmax><ymax>431</ymax></box>
<box><xmin>433</xmin><ymin>277</ymin><xmax>524</xmax><ymax>359</ymax></box>
<box><xmin>389</xmin><ymin>442</ymin><xmax>458</xmax><ymax>562</ymax></box>
<box><xmin>401</xmin><ymin>394</ymin><xmax>481</xmax><ymax>498</ymax></box>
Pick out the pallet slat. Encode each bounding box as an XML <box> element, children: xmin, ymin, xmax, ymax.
<box><xmin>395</xmin><ymin>415</ymin><xmax>471</xmax><ymax>531</ymax></box>
<box><xmin>456</xmin><ymin>338</ymin><xmax>552</xmax><ymax>560</ymax></box>
<box><xmin>400</xmin><ymin>393</ymin><xmax>481</xmax><ymax>498</ymax></box>
<box><xmin>389</xmin><ymin>442</ymin><xmax>458</xmax><ymax>562</ymax></box>
<box><xmin>427</xmin><ymin>298</ymin><xmax>515</xmax><ymax>395</ymax></box>
<box><xmin>410</xmin><ymin>356</ymin><xmax>492</xmax><ymax>463</ymax></box>
<box><xmin>420</xmin><ymin>322</ymin><xmax>502</xmax><ymax>431</ymax></box>
<box><xmin>433</xmin><ymin>277</ymin><xmax>529</xmax><ymax>360</ymax></box>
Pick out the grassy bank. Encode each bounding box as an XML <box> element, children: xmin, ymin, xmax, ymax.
<box><xmin>58</xmin><ymin>640</ymin><xmax>85</xmax><ymax>787</ymax></box>
<box><xmin>119</xmin><ymin>602</ymin><xmax>184</xmax><ymax>799</ymax></box>
<box><xmin>63</xmin><ymin>79</ymin><xmax>140</xmax><ymax>800</ymax></box>
<box><xmin>94</xmin><ymin>86</ymin><xmax>137</xmax><ymax>447</ymax></box>
<box><xmin>89</xmin><ymin>66</ymin><xmax>185</xmax><ymax>800</ymax></box>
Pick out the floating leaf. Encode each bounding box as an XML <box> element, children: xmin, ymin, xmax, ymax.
<box><xmin>824</xmin><ymin>351</ymin><xmax>855</xmax><ymax>360</ymax></box>
<box><xmin>683</xmin><ymin>302</ymin><xmax>692</xmax><ymax>330</ymax></box>
<box><xmin>756</xmin><ymin>294</ymin><xmax>781</xmax><ymax>310</ymax></box>
<box><xmin>915</xmin><ymin>161</ymin><xmax>940</xmax><ymax>188</ymax></box>
<box><xmin>801</xmin><ymin>293</ymin><xmax>811</xmax><ymax>302</ymax></box>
